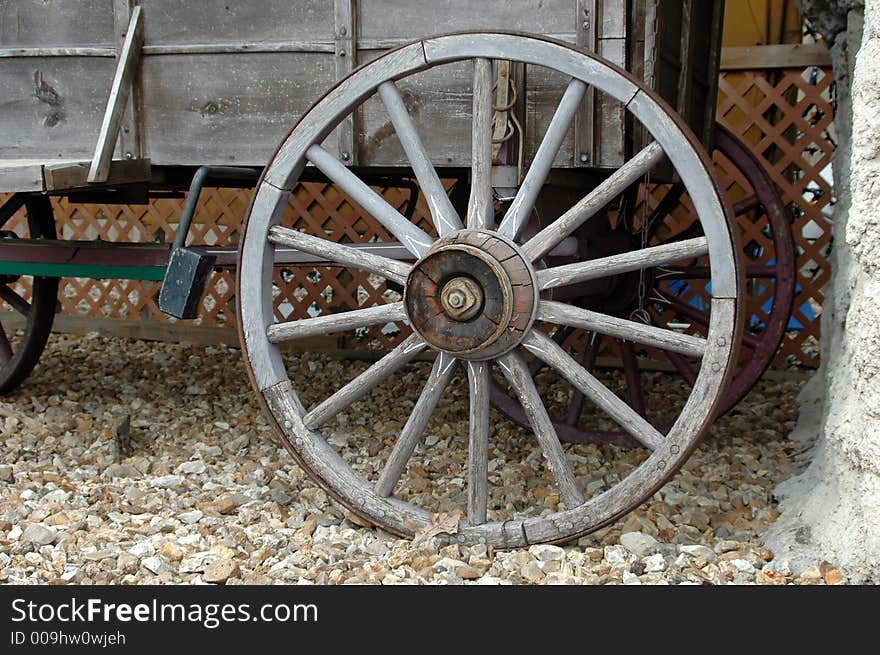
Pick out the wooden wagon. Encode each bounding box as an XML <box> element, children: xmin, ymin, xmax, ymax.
<box><xmin>0</xmin><ymin>0</ymin><xmax>795</xmax><ymax>545</ymax></box>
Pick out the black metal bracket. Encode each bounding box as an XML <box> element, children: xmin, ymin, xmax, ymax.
<box><xmin>159</xmin><ymin>166</ymin><xmax>260</xmax><ymax>319</ymax></box>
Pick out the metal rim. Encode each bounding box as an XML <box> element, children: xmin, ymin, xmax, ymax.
<box><xmin>237</xmin><ymin>32</ymin><xmax>742</xmax><ymax>546</ymax></box>
<box><xmin>0</xmin><ymin>195</ymin><xmax>58</xmax><ymax>395</ymax></box>
<box><xmin>490</xmin><ymin>123</ymin><xmax>795</xmax><ymax>446</ymax></box>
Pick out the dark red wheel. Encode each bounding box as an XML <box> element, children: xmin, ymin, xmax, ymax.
<box><xmin>0</xmin><ymin>195</ymin><xmax>58</xmax><ymax>394</ymax></box>
<box><xmin>492</xmin><ymin>124</ymin><xmax>795</xmax><ymax>445</ymax></box>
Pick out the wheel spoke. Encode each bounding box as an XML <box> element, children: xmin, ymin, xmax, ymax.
<box><xmin>0</xmin><ymin>285</ymin><xmax>31</xmax><ymax>317</ymax></box>
<box><xmin>303</xmin><ymin>334</ymin><xmax>427</xmax><ymax>429</ymax></box>
<box><xmin>657</xmin><ymin>264</ymin><xmax>778</xmax><ymax>280</ymax></box>
<box><xmin>538</xmin><ymin>300</ymin><xmax>707</xmax><ymax>358</ymax></box>
<box><xmin>497</xmin><ymin>351</ymin><xmax>583</xmax><ymax>509</ymax></box>
<box><xmin>266</xmin><ymin>302</ymin><xmax>406</xmax><ymax>343</ymax></box>
<box><xmin>268</xmin><ymin>226</ymin><xmax>411</xmax><ymax>285</ymax></box>
<box><xmin>618</xmin><ymin>339</ymin><xmax>646</xmax><ymax>417</ymax></box>
<box><xmin>0</xmin><ymin>321</ymin><xmax>13</xmax><ymax>364</ymax></box>
<box><xmin>306</xmin><ymin>144</ymin><xmax>433</xmax><ymax>256</ymax></box>
<box><xmin>467</xmin><ymin>58</ymin><xmax>495</xmax><ymax>231</ymax></box>
<box><xmin>565</xmin><ymin>334</ymin><xmax>600</xmax><ymax>426</ymax></box>
<box><xmin>466</xmin><ymin>360</ymin><xmax>490</xmax><ymax>525</ymax></box>
<box><xmin>377</xmin><ymin>81</ymin><xmax>462</xmax><ymax>237</ymax></box>
<box><xmin>664</xmin><ymin>350</ymin><xmax>698</xmax><ymax>386</ymax></box>
<box><xmin>733</xmin><ymin>194</ymin><xmax>760</xmax><ymax>216</ymax></box>
<box><xmin>497</xmin><ymin>79</ymin><xmax>587</xmax><ymax>241</ymax></box>
<box><xmin>523</xmin><ymin>142</ymin><xmax>666</xmax><ymax>261</ymax></box>
<box><xmin>537</xmin><ymin>237</ymin><xmax>709</xmax><ymax>290</ymax></box>
<box><xmin>522</xmin><ymin>330</ymin><xmax>664</xmax><ymax>450</ymax></box>
<box><xmin>375</xmin><ymin>352</ymin><xmax>457</xmax><ymax>497</ymax></box>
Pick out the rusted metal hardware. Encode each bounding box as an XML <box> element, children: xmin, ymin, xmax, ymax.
<box><xmin>404</xmin><ymin>230</ymin><xmax>537</xmax><ymax>360</ymax></box>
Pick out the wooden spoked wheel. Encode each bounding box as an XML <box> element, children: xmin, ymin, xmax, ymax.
<box><xmin>238</xmin><ymin>33</ymin><xmax>742</xmax><ymax>546</ymax></box>
<box><xmin>0</xmin><ymin>195</ymin><xmax>58</xmax><ymax>395</ymax></box>
<box><xmin>490</xmin><ymin>124</ymin><xmax>795</xmax><ymax>446</ymax></box>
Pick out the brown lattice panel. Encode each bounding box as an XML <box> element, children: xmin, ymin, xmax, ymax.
<box><xmin>0</xmin><ymin>67</ymin><xmax>834</xmax><ymax>367</ymax></box>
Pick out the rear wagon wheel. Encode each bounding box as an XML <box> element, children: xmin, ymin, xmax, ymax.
<box><xmin>0</xmin><ymin>195</ymin><xmax>58</xmax><ymax>394</ymax></box>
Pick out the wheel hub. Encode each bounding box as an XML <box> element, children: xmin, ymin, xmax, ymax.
<box><xmin>404</xmin><ymin>230</ymin><xmax>537</xmax><ymax>360</ymax></box>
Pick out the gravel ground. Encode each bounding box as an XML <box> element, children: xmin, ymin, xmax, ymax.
<box><xmin>0</xmin><ymin>332</ymin><xmax>841</xmax><ymax>585</ymax></box>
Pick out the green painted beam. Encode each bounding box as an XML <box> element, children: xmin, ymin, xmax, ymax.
<box><xmin>0</xmin><ymin>261</ymin><xmax>167</xmax><ymax>281</ymax></box>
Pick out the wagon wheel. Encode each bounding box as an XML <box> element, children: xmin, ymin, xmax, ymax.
<box><xmin>238</xmin><ymin>33</ymin><xmax>741</xmax><ymax>546</ymax></box>
<box><xmin>0</xmin><ymin>195</ymin><xmax>58</xmax><ymax>394</ymax></box>
<box><xmin>490</xmin><ymin>123</ymin><xmax>795</xmax><ymax>445</ymax></box>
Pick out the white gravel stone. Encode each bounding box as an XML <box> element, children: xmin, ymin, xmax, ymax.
<box><xmin>21</xmin><ymin>524</ymin><xmax>57</xmax><ymax>546</ymax></box>
<box><xmin>643</xmin><ymin>553</ymin><xmax>667</xmax><ymax>573</ymax></box>
<box><xmin>142</xmin><ymin>556</ymin><xmax>174</xmax><ymax>575</ymax></box>
<box><xmin>680</xmin><ymin>544</ymin><xmax>718</xmax><ymax>562</ymax></box>
<box><xmin>620</xmin><ymin>531</ymin><xmax>660</xmax><ymax>557</ymax></box>
<box><xmin>153</xmin><ymin>475</ymin><xmax>185</xmax><ymax>489</ymax></box>
<box><xmin>0</xmin><ymin>334</ymin><xmax>831</xmax><ymax>586</ymax></box>
<box><xmin>128</xmin><ymin>541</ymin><xmax>155</xmax><ymax>559</ymax></box>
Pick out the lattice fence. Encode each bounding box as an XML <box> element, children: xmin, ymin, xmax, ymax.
<box><xmin>0</xmin><ymin>66</ymin><xmax>834</xmax><ymax>367</ymax></box>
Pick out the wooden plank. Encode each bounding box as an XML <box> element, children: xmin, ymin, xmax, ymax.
<box><xmin>720</xmin><ymin>44</ymin><xmax>832</xmax><ymax>70</ymax></box>
<box><xmin>0</xmin><ymin>163</ymin><xmax>44</xmax><ymax>193</ymax></box>
<box><xmin>113</xmin><ymin>0</ymin><xmax>142</xmax><ymax>162</ymax></box>
<box><xmin>137</xmin><ymin>0</ymin><xmax>333</xmax><ymax>45</ymax></box>
<box><xmin>44</xmin><ymin>158</ymin><xmax>151</xmax><ymax>191</ymax></box>
<box><xmin>0</xmin><ymin>58</ymin><xmax>117</xmax><ymax>161</ymax></box>
<box><xmin>0</xmin><ymin>0</ymin><xmax>115</xmax><ymax>47</ymax></box>
<box><xmin>0</xmin><ymin>47</ymin><xmax>115</xmax><ymax>58</ymax></box>
<box><xmin>334</xmin><ymin>0</ymin><xmax>357</xmax><ymax>164</ymax></box>
<box><xmin>140</xmin><ymin>52</ymin><xmax>336</xmax><ymax>166</ymax></box>
<box><xmin>88</xmin><ymin>6</ymin><xmax>144</xmax><ymax>183</ymax></box>
<box><xmin>356</xmin><ymin>0</ymin><xmax>574</xmax><ymax>41</ymax></box>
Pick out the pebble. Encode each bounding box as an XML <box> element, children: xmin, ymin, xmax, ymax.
<box><xmin>153</xmin><ymin>475</ymin><xmax>185</xmax><ymax>489</ymax></box>
<box><xmin>203</xmin><ymin>559</ymin><xmax>239</xmax><ymax>584</ymax></box>
<box><xmin>0</xmin><ymin>334</ymin><xmax>834</xmax><ymax>586</ymax></box>
<box><xmin>20</xmin><ymin>524</ymin><xmax>57</xmax><ymax>546</ymax></box>
<box><xmin>620</xmin><ymin>531</ymin><xmax>660</xmax><ymax>557</ymax></box>
<box><xmin>178</xmin><ymin>510</ymin><xmax>203</xmax><ymax>525</ymax></box>
<box><xmin>142</xmin><ymin>556</ymin><xmax>174</xmax><ymax>575</ymax></box>
<box><xmin>521</xmin><ymin>560</ymin><xmax>545</xmax><ymax>582</ymax></box>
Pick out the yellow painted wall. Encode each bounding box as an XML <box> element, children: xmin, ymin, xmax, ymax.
<box><xmin>722</xmin><ymin>0</ymin><xmax>802</xmax><ymax>46</ymax></box>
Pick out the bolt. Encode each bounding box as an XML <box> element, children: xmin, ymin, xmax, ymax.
<box><xmin>440</xmin><ymin>277</ymin><xmax>483</xmax><ymax>321</ymax></box>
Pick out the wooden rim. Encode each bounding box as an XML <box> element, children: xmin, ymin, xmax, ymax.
<box><xmin>0</xmin><ymin>195</ymin><xmax>58</xmax><ymax>395</ymax></box>
<box><xmin>237</xmin><ymin>32</ymin><xmax>742</xmax><ymax>546</ymax></box>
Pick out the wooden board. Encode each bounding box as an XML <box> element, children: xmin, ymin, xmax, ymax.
<box><xmin>0</xmin><ymin>57</ymin><xmax>116</xmax><ymax>160</ymax></box>
<box><xmin>0</xmin><ymin>0</ymin><xmax>115</xmax><ymax>47</ymax></box>
<box><xmin>140</xmin><ymin>52</ymin><xmax>337</xmax><ymax>166</ymax></box>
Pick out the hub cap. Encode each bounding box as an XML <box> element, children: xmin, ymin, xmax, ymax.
<box><xmin>404</xmin><ymin>230</ymin><xmax>537</xmax><ymax>360</ymax></box>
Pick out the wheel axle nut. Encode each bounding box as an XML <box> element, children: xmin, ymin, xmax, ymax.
<box><xmin>440</xmin><ymin>277</ymin><xmax>483</xmax><ymax>321</ymax></box>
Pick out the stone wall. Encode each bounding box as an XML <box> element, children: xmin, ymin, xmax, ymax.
<box><xmin>765</xmin><ymin>0</ymin><xmax>879</xmax><ymax>583</ymax></box>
